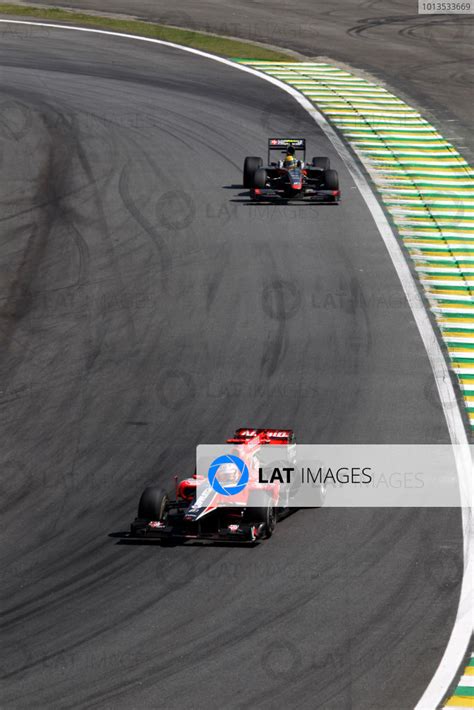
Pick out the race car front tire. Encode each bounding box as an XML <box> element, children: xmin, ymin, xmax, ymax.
<box><xmin>323</xmin><ymin>169</ymin><xmax>339</xmax><ymax>191</ymax></box>
<box><xmin>243</xmin><ymin>156</ymin><xmax>263</xmax><ymax>188</ymax></box>
<box><xmin>245</xmin><ymin>491</ymin><xmax>276</xmax><ymax>538</ymax></box>
<box><xmin>253</xmin><ymin>167</ymin><xmax>267</xmax><ymax>189</ymax></box>
<box><xmin>137</xmin><ymin>486</ymin><xmax>168</xmax><ymax>521</ymax></box>
<box><xmin>311</xmin><ymin>157</ymin><xmax>330</xmax><ymax>171</ymax></box>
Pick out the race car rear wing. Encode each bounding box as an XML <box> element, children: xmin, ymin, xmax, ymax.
<box><xmin>268</xmin><ymin>138</ymin><xmax>306</xmax><ymax>163</ymax></box>
<box><xmin>227</xmin><ymin>428</ymin><xmax>295</xmax><ymax>445</ymax></box>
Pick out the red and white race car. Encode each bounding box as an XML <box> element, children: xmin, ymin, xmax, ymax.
<box><xmin>129</xmin><ymin>428</ymin><xmax>298</xmax><ymax>543</ymax></box>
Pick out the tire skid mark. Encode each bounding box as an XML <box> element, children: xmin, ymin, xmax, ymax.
<box><xmin>0</xmin><ymin>106</ymin><xmax>77</xmax><ymax>373</ymax></box>
<box><xmin>118</xmin><ymin>161</ymin><xmax>172</xmax><ymax>285</ymax></box>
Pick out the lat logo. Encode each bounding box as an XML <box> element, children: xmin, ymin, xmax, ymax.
<box><xmin>259</xmin><ymin>466</ymin><xmax>294</xmax><ymax>483</ymax></box>
<box><xmin>207</xmin><ymin>455</ymin><xmax>249</xmax><ymax>496</ymax></box>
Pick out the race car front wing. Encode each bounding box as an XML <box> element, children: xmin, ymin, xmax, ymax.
<box><xmin>252</xmin><ymin>187</ymin><xmax>340</xmax><ymax>202</ymax></box>
<box><xmin>129</xmin><ymin>516</ymin><xmax>266</xmax><ymax>543</ymax></box>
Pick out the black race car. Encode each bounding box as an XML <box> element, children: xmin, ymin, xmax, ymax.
<box><xmin>243</xmin><ymin>138</ymin><xmax>340</xmax><ymax>203</ymax></box>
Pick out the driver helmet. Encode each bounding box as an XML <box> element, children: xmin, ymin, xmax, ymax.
<box><xmin>284</xmin><ymin>145</ymin><xmax>297</xmax><ymax>169</ymax></box>
<box><xmin>217</xmin><ymin>463</ymin><xmax>240</xmax><ymax>484</ymax></box>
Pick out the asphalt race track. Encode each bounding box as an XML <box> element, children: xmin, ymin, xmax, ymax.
<box><xmin>26</xmin><ymin>0</ymin><xmax>474</xmax><ymax>162</ymax></box>
<box><xmin>0</xmin><ymin>25</ymin><xmax>464</xmax><ymax>709</ymax></box>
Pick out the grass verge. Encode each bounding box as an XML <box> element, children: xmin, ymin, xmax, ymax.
<box><xmin>0</xmin><ymin>4</ymin><xmax>296</xmax><ymax>60</ymax></box>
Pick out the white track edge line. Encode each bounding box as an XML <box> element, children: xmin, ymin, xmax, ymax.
<box><xmin>0</xmin><ymin>18</ymin><xmax>471</xmax><ymax>710</ymax></box>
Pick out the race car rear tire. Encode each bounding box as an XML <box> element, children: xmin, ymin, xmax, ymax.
<box><xmin>312</xmin><ymin>157</ymin><xmax>330</xmax><ymax>170</ymax></box>
<box><xmin>253</xmin><ymin>167</ymin><xmax>267</xmax><ymax>189</ymax></box>
<box><xmin>245</xmin><ymin>491</ymin><xmax>276</xmax><ymax>538</ymax></box>
<box><xmin>137</xmin><ymin>486</ymin><xmax>168</xmax><ymax>521</ymax></box>
<box><xmin>323</xmin><ymin>169</ymin><xmax>339</xmax><ymax>191</ymax></box>
<box><xmin>243</xmin><ymin>156</ymin><xmax>263</xmax><ymax>188</ymax></box>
